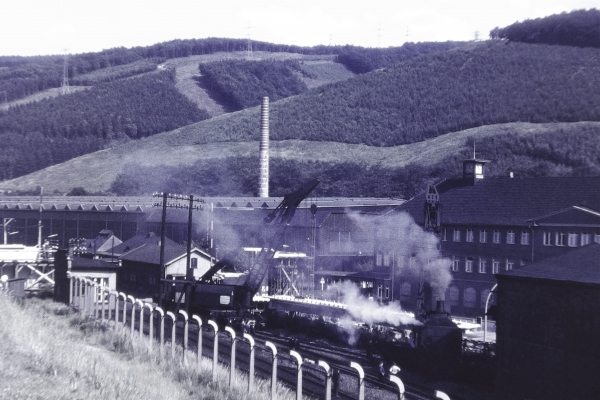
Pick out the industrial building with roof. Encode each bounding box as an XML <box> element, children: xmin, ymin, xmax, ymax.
<box><xmin>388</xmin><ymin>158</ymin><xmax>600</xmax><ymax>317</ymax></box>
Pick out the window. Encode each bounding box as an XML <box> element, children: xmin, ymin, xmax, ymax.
<box><xmin>191</xmin><ymin>258</ymin><xmax>198</xmax><ymax>269</ymax></box>
<box><xmin>492</xmin><ymin>260</ymin><xmax>499</xmax><ymax>274</ymax></box>
<box><xmin>447</xmin><ymin>286</ymin><xmax>459</xmax><ymax>306</ymax></box>
<box><xmin>581</xmin><ymin>233</ymin><xmax>591</xmax><ymax>246</ymax></box>
<box><xmin>451</xmin><ymin>255</ymin><xmax>459</xmax><ymax>272</ymax></box>
<box><xmin>442</xmin><ymin>228</ymin><xmax>448</xmax><ymax>241</ymax></box>
<box><xmin>568</xmin><ymin>233</ymin><xmax>578</xmax><ymax>247</ymax></box>
<box><xmin>383</xmin><ymin>253</ymin><xmax>390</xmax><ymax>267</ymax></box>
<box><xmin>521</xmin><ymin>231</ymin><xmax>530</xmax><ymax>245</ymax></box>
<box><xmin>595</xmin><ymin>233</ymin><xmax>600</xmax><ymax>244</ymax></box>
<box><xmin>376</xmin><ymin>253</ymin><xmax>382</xmax><ymax>266</ymax></box>
<box><xmin>385</xmin><ymin>287</ymin><xmax>390</xmax><ymax>299</ymax></box>
<box><xmin>506</xmin><ymin>259</ymin><xmax>514</xmax><ymax>271</ymax></box>
<box><xmin>466</xmin><ymin>229</ymin><xmax>474</xmax><ymax>242</ymax></box>
<box><xmin>464</xmin><ymin>288</ymin><xmax>476</xmax><ymax>308</ymax></box>
<box><xmin>478</xmin><ymin>258</ymin><xmax>487</xmax><ymax>274</ymax></box>
<box><xmin>555</xmin><ymin>232</ymin><xmax>565</xmax><ymax>246</ymax></box>
<box><xmin>465</xmin><ymin>257</ymin><xmax>473</xmax><ymax>273</ymax></box>
<box><xmin>453</xmin><ymin>229</ymin><xmax>461</xmax><ymax>242</ymax></box>
<box><xmin>493</xmin><ymin>230</ymin><xmax>501</xmax><ymax>244</ymax></box>
<box><xmin>479</xmin><ymin>229</ymin><xmax>487</xmax><ymax>243</ymax></box>
<box><xmin>377</xmin><ymin>285</ymin><xmax>383</xmax><ymax>298</ymax></box>
<box><xmin>543</xmin><ymin>231</ymin><xmax>554</xmax><ymax>246</ymax></box>
<box><xmin>506</xmin><ymin>230</ymin><xmax>515</xmax><ymax>244</ymax></box>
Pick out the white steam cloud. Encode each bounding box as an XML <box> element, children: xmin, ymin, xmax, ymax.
<box><xmin>348</xmin><ymin>211</ymin><xmax>452</xmax><ymax>301</ymax></box>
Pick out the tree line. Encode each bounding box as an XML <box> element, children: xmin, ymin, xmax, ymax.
<box><xmin>490</xmin><ymin>8</ymin><xmax>600</xmax><ymax>48</ymax></box>
<box><xmin>0</xmin><ymin>70</ymin><xmax>209</xmax><ymax>180</ymax></box>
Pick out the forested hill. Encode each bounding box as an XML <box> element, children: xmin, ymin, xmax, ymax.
<box><xmin>165</xmin><ymin>41</ymin><xmax>600</xmax><ymax>147</ymax></box>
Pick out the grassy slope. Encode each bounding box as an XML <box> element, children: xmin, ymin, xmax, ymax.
<box><xmin>3</xmin><ymin>120</ymin><xmax>597</xmax><ymax>194</ymax></box>
<box><xmin>0</xmin><ymin>294</ymin><xmax>296</xmax><ymax>400</ymax></box>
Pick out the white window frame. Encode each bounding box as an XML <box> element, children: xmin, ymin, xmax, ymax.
<box><xmin>543</xmin><ymin>231</ymin><xmax>553</xmax><ymax>246</ymax></box>
<box><xmin>466</xmin><ymin>229</ymin><xmax>474</xmax><ymax>242</ymax></box>
<box><xmin>521</xmin><ymin>231</ymin><xmax>530</xmax><ymax>245</ymax></box>
<box><xmin>453</xmin><ymin>229</ymin><xmax>461</xmax><ymax>242</ymax></box>
<box><xmin>442</xmin><ymin>228</ymin><xmax>448</xmax><ymax>241</ymax></box>
<box><xmin>568</xmin><ymin>233</ymin><xmax>578</xmax><ymax>247</ymax></box>
<box><xmin>506</xmin><ymin>230</ymin><xmax>515</xmax><ymax>244</ymax></box>
<box><xmin>478</xmin><ymin>258</ymin><xmax>487</xmax><ymax>274</ymax></box>
<box><xmin>581</xmin><ymin>233</ymin><xmax>591</xmax><ymax>246</ymax></box>
<box><xmin>493</xmin><ymin>230</ymin><xmax>501</xmax><ymax>244</ymax></box>
<box><xmin>465</xmin><ymin>257</ymin><xmax>473</xmax><ymax>273</ymax></box>
<box><xmin>506</xmin><ymin>259</ymin><xmax>514</xmax><ymax>271</ymax></box>
<box><xmin>479</xmin><ymin>229</ymin><xmax>487</xmax><ymax>243</ymax></box>
<box><xmin>451</xmin><ymin>255</ymin><xmax>459</xmax><ymax>272</ymax></box>
<box><xmin>555</xmin><ymin>232</ymin><xmax>565</xmax><ymax>246</ymax></box>
<box><xmin>492</xmin><ymin>260</ymin><xmax>499</xmax><ymax>274</ymax></box>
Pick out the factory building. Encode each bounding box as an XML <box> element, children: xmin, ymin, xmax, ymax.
<box><xmin>391</xmin><ymin>159</ymin><xmax>600</xmax><ymax>317</ymax></box>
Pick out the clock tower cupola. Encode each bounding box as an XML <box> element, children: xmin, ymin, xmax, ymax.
<box><xmin>463</xmin><ymin>158</ymin><xmax>489</xmax><ymax>183</ymax></box>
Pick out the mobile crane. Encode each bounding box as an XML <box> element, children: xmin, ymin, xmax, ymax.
<box><xmin>161</xmin><ymin>180</ymin><xmax>319</xmax><ymax>317</ymax></box>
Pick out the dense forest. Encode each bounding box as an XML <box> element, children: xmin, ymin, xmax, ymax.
<box><xmin>198</xmin><ymin>60</ymin><xmax>309</xmax><ymax>110</ymax></box>
<box><xmin>0</xmin><ymin>70</ymin><xmax>209</xmax><ymax>180</ymax></box>
<box><xmin>107</xmin><ymin>126</ymin><xmax>600</xmax><ymax>199</ymax></box>
<box><xmin>335</xmin><ymin>41</ymin><xmax>464</xmax><ymax>73</ymax></box>
<box><xmin>0</xmin><ymin>38</ymin><xmax>339</xmax><ymax>103</ymax></box>
<box><xmin>490</xmin><ymin>8</ymin><xmax>600</xmax><ymax>48</ymax></box>
<box><xmin>165</xmin><ymin>41</ymin><xmax>600</xmax><ymax>147</ymax></box>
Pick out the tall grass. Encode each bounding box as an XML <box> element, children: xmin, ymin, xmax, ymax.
<box><xmin>0</xmin><ymin>293</ymin><xmax>296</xmax><ymax>400</ymax></box>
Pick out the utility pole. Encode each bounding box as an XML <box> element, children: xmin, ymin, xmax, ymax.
<box><xmin>152</xmin><ymin>193</ymin><xmax>204</xmax><ymax>311</ymax></box>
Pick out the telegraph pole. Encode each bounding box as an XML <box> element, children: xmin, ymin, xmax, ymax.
<box><xmin>152</xmin><ymin>193</ymin><xmax>204</xmax><ymax>310</ymax></box>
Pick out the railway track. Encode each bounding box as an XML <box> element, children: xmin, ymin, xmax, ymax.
<box><xmin>107</xmin><ymin>306</ymin><xmax>458</xmax><ymax>400</ymax></box>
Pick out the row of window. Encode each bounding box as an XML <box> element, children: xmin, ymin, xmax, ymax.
<box><xmin>451</xmin><ymin>255</ymin><xmax>519</xmax><ymax>274</ymax></box>
<box><xmin>543</xmin><ymin>231</ymin><xmax>600</xmax><ymax>247</ymax></box>
<box><xmin>446</xmin><ymin>286</ymin><xmax>493</xmax><ymax>309</ymax></box>
<box><xmin>444</xmin><ymin>228</ymin><xmax>530</xmax><ymax>245</ymax></box>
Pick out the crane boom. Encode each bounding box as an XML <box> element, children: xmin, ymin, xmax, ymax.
<box><xmin>243</xmin><ymin>179</ymin><xmax>319</xmax><ymax>294</ymax></box>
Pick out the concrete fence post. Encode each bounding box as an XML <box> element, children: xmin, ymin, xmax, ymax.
<box><xmin>208</xmin><ymin>320</ymin><xmax>219</xmax><ymax>382</ymax></box>
<box><xmin>350</xmin><ymin>362</ymin><xmax>365</xmax><ymax>400</ymax></box>
<box><xmin>178</xmin><ymin>310</ymin><xmax>189</xmax><ymax>363</ymax></box>
<box><xmin>92</xmin><ymin>283</ymin><xmax>98</xmax><ymax>318</ymax></box>
<box><xmin>155</xmin><ymin>307</ymin><xmax>165</xmax><ymax>356</ymax></box>
<box><xmin>265</xmin><ymin>341</ymin><xmax>278</xmax><ymax>400</ymax></box>
<box><xmin>166</xmin><ymin>311</ymin><xmax>176</xmax><ymax>359</ymax></box>
<box><xmin>118</xmin><ymin>292</ymin><xmax>127</xmax><ymax>332</ymax></box>
<box><xmin>76</xmin><ymin>277</ymin><xmax>83</xmax><ymax>310</ymax></box>
<box><xmin>136</xmin><ymin>300</ymin><xmax>144</xmax><ymax>339</ymax></box>
<box><xmin>225</xmin><ymin>327</ymin><xmax>236</xmax><ymax>388</ymax></box>
<box><xmin>68</xmin><ymin>275</ymin><xmax>73</xmax><ymax>306</ymax></box>
<box><xmin>144</xmin><ymin>303</ymin><xmax>154</xmax><ymax>349</ymax></box>
<box><xmin>192</xmin><ymin>315</ymin><xmax>202</xmax><ymax>371</ymax></box>
<box><xmin>244</xmin><ymin>333</ymin><xmax>255</xmax><ymax>392</ymax></box>
<box><xmin>290</xmin><ymin>350</ymin><xmax>303</xmax><ymax>400</ymax></box>
<box><xmin>127</xmin><ymin>295</ymin><xmax>136</xmax><ymax>336</ymax></box>
<box><xmin>317</xmin><ymin>360</ymin><xmax>331</xmax><ymax>400</ymax></box>
<box><xmin>390</xmin><ymin>375</ymin><xmax>405</xmax><ymax>400</ymax></box>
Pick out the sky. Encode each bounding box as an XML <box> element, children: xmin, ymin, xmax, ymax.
<box><xmin>0</xmin><ymin>0</ymin><xmax>598</xmax><ymax>57</ymax></box>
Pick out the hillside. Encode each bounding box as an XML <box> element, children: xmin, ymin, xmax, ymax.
<box><xmin>2</xmin><ymin>121</ymin><xmax>598</xmax><ymax>198</ymax></box>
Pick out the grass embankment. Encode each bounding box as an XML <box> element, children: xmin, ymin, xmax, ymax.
<box><xmin>0</xmin><ymin>293</ymin><xmax>295</xmax><ymax>400</ymax></box>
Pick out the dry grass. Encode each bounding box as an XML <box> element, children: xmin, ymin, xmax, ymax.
<box><xmin>2</xmin><ymin>120</ymin><xmax>598</xmax><ymax>194</ymax></box>
<box><xmin>0</xmin><ymin>293</ymin><xmax>296</xmax><ymax>400</ymax></box>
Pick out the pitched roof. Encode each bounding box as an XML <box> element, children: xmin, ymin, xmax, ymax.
<box><xmin>498</xmin><ymin>243</ymin><xmax>600</xmax><ymax>285</ymax></box>
<box><xmin>528</xmin><ymin>206</ymin><xmax>600</xmax><ymax>226</ymax></box>
<box><xmin>103</xmin><ymin>232</ymin><xmax>178</xmax><ymax>257</ymax></box>
<box><xmin>120</xmin><ymin>243</ymin><xmax>211</xmax><ymax>265</ymax></box>
<box><xmin>397</xmin><ymin>176</ymin><xmax>600</xmax><ymax>226</ymax></box>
